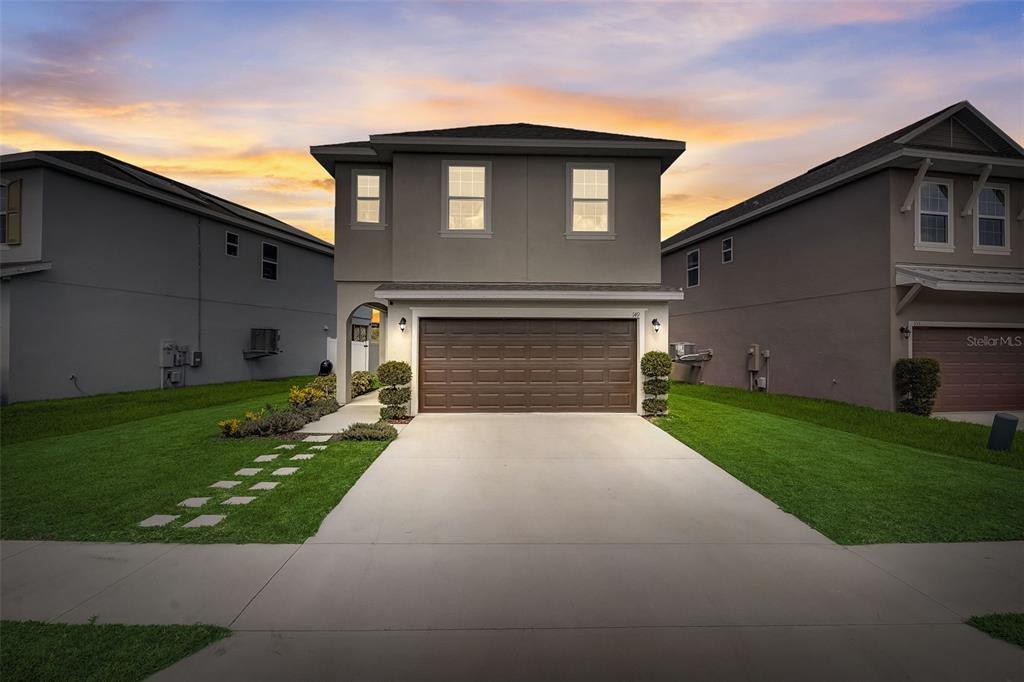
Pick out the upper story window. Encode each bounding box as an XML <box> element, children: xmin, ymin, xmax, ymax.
<box><xmin>566</xmin><ymin>163</ymin><xmax>614</xmax><ymax>239</ymax></box>
<box><xmin>351</xmin><ymin>170</ymin><xmax>385</xmax><ymax>228</ymax></box>
<box><xmin>686</xmin><ymin>248</ymin><xmax>700</xmax><ymax>287</ymax></box>
<box><xmin>1</xmin><ymin>179</ymin><xmax>22</xmax><ymax>245</ymax></box>
<box><xmin>442</xmin><ymin>161</ymin><xmax>490</xmax><ymax>236</ymax></box>
<box><xmin>915</xmin><ymin>179</ymin><xmax>953</xmax><ymax>251</ymax></box>
<box><xmin>974</xmin><ymin>183</ymin><xmax>1010</xmax><ymax>254</ymax></box>
<box><xmin>721</xmin><ymin>237</ymin><xmax>733</xmax><ymax>264</ymax></box>
<box><xmin>225</xmin><ymin>231</ymin><xmax>239</xmax><ymax>257</ymax></box>
<box><xmin>261</xmin><ymin>242</ymin><xmax>278</xmax><ymax>281</ymax></box>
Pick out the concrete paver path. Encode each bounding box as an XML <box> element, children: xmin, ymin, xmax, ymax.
<box><xmin>3</xmin><ymin>413</ymin><xmax>1022</xmax><ymax>680</ymax></box>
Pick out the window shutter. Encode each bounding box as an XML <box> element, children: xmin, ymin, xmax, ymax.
<box><xmin>6</xmin><ymin>180</ymin><xmax>21</xmax><ymax>245</ymax></box>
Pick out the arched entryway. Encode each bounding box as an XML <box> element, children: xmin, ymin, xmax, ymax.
<box><xmin>339</xmin><ymin>302</ymin><xmax>388</xmax><ymax>404</ymax></box>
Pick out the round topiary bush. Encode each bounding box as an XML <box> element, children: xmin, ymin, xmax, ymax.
<box><xmin>642</xmin><ymin>398</ymin><xmax>668</xmax><ymax>416</ymax></box>
<box><xmin>640</xmin><ymin>351</ymin><xmax>673</xmax><ymax>379</ymax></box>
<box><xmin>377</xmin><ymin>361</ymin><xmax>412</xmax><ymax>387</ymax></box>
<box><xmin>377</xmin><ymin>360</ymin><xmax>413</xmax><ymax>420</ymax></box>
<box><xmin>643</xmin><ymin>378</ymin><xmax>670</xmax><ymax>396</ymax></box>
<box><xmin>641</xmin><ymin>350</ymin><xmax>673</xmax><ymax>416</ymax></box>
<box><xmin>378</xmin><ymin>386</ymin><xmax>412</xmax><ymax>406</ymax></box>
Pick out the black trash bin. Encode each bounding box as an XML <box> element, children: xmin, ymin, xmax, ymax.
<box><xmin>318</xmin><ymin>360</ymin><xmax>333</xmax><ymax>376</ymax></box>
<box><xmin>988</xmin><ymin>413</ymin><xmax>1018</xmax><ymax>451</ymax></box>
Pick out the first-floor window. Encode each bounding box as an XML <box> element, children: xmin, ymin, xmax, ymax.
<box><xmin>225</xmin><ymin>231</ymin><xmax>239</xmax><ymax>257</ymax></box>
<box><xmin>686</xmin><ymin>248</ymin><xmax>700</xmax><ymax>287</ymax></box>
<box><xmin>261</xmin><ymin>242</ymin><xmax>278</xmax><ymax>280</ymax></box>
<box><xmin>917</xmin><ymin>180</ymin><xmax>952</xmax><ymax>248</ymax></box>
<box><xmin>1</xmin><ymin>179</ymin><xmax>22</xmax><ymax>245</ymax></box>
<box><xmin>721</xmin><ymin>237</ymin><xmax>733</xmax><ymax>263</ymax></box>
<box><xmin>975</xmin><ymin>184</ymin><xmax>1009</xmax><ymax>251</ymax></box>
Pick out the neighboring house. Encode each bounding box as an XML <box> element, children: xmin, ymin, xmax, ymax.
<box><xmin>661</xmin><ymin>101</ymin><xmax>1024</xmax><ymax>412</ymax></box>
<box><xmin>0</xmin><ymin>151</ymin><xmax>336</xmax><ymax>404</ymax></box>
<box><xmin>311</xmin><ymin>123</ymin><xmax>685</xmax><ymax>413</ymax></box>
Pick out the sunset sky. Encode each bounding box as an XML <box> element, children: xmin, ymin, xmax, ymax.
<box><xmin>2</xmin><ymin>1</ymin><xmax>1021</xmax><ymax>243</ymax></box>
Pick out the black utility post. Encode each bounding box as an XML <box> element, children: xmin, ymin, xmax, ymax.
<box><xmin>987</xmin><ymin>413</ymin><xmax>1019</xmax><ymax>451</ymax></box>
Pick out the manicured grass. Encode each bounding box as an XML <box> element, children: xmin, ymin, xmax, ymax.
<box><xmin>967</xmin><ymin>613</ymin><xmax>1024</xmax><ymax>649</ymax></box>
<box><xmin>0</xmin><ymin>620</ymin><xmax>229</xmax><ymax>682</ymax></box>
<box><xmin>656</xmin><ymin>384</ymin><xmax>1024</xmax><ymax>544</ymax></box>
<box><xmin>1</xmin><ymin>385</ymin><xmax>389</xmax><ymax>543</ymax></box>
<box><xmin>669</xmin><ymin>384</ymin><xmax>1023</xmax><ymax>469</ymax></box>
<box><xmin>1</xmin><ymin>376</ymin><xmax>313</xmax><ymax>446</ymax></box>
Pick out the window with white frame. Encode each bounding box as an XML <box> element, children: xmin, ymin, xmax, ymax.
<box><xmin>567</xmin><ymin>164</ymin><xmax>613</xmax><ymax>236</ymax></box>
<box><xmin>352</xmin><ymin>170</ymin><xmax>384</xmax><ymax>227</ymax></box>
<box><xmin>916</xmin><ymin>180</ymin><xmax>953</xmax><ymax>249</ymax></box>
<box><xmin>721</xmin><ymin>237</ymin><xmax>733</xmax><ymax>264</ymax></box>
<box><xmin>686</xmin><ymin>249</ymin><xmax>700</xmax><ymax>287</ymax></box>
<box><xmin>974</xmin><ymin>183</ymin><xmax>1010</xmax><ymax>253</ymax></box>
<box><xmin>1</xmin><ymin>179</ymin><xmax>22</xmax><ymax>245</ymax></box>
<box><xmin>225</xmin><ymin>231</ymin><xmax>239</xmax><ymax>257</ymax></box>
<box><xmin>261</xmin><ymin>242</ymin><xmax>278</xmax><ymax>281</ymax></box>
<box><xmin>443</xmin><ymin>162</ymin><xmax>489</xmax><ymax>233</ymax></box>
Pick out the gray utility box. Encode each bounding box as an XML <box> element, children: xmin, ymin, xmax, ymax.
<box><xmin>988</xmin><ymin>413</ymin><xmax>1018</xmax><ymax>451</ymax></box>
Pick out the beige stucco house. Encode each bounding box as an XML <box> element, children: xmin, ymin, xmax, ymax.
<box><xmin>662</xmin><ymin>101</ymin><xmax>1023</xmax><ymax>412</ymax></box>
<box><xmin>311</xmin><ymin>124</ymin><xmax>686</xmax><ymax>413</ymax></box>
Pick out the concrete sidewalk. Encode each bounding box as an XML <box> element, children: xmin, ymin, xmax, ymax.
<box><xmin>299</xmin><ymin>389</ymin><xmax>383</xmax><ymax>433</ymax></box>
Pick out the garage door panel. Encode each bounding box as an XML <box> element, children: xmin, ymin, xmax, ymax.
<box><xmin>913</xmin><ymin>326</ymin><xmax>1024</xmax><ymax>411</ymax></box>
<box><xmin>419</xmin><ymin>318</ymin><xmax>637</xmax><ymax>412</ymax></box>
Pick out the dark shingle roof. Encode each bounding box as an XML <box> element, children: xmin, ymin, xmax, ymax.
<box><xmin>375</xmin><ymin>282</ymin><xmax>682</xmax><ymax>292</ymax></box>
<box><xmin>661</xmin><ymin>100</ymin><xmax>1022</xmax><ymax>252</ymax></box>
<box><xmin>373</xmin><ymin>122</ymin><xmax>680</xmax><ymax>144</ymax></box>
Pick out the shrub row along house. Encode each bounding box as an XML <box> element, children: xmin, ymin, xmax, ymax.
<box><xmin>662</xmin><ymin>101</ymin><xmax>1023</xmax><ymax>413</ymax></box>
<box><xmin>0</xmin><ymin>151</ymin><xmax>336</xmax><ymax>403</ymax></box>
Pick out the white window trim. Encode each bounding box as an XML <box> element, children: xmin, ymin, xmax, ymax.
<box><xmin>350</xmin><ymin>169</ymin><xmax>386</xmax><ymax>230</ymax></box>
<box><xmin>686</xmin><ymin>248</ymin><xmax>700</xmax><ymax>288</ymax></box>
<box><xmin>565</xmin><ymin>162</ymin><xmax>615</xmax><ymax>240</ymax></box>
<box><xmin>721</xmin><ymin>236</ymin><xmax>733</xmax><ymax>264</ymax></box>
<box><xmin>914</xmin><ymin>177</ymin><xmax>955</xmax><ymax>253</ymax></box>
<box><xmin>225</xmin><ymin>231</ymin><xmax>239</xmax><ymax>257</ymax></box>
<box><xmin>440</xmin><ymin>160</ymin><xmax>492</xmax><ymax>238</ymax></box>
<box><xmin>261</xmin><ymin>241</ymin><xmax>278</xmax><ymax>281</ymax></box>
<box><xmin>972</xmin><ymin>181</ymin><xmax>1011</xmax><ymax>255</ymax></box>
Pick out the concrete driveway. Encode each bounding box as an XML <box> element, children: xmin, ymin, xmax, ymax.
<box><xmin>154</xmin><ymin>413</ymin><xmax>1023</xmax><ymax>681</ymax></box>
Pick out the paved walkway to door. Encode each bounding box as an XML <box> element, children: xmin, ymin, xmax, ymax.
<box><xmin>3</xmin><ymin>414</ymin><xmax>1022</xmax><ymax>680</ymax></box>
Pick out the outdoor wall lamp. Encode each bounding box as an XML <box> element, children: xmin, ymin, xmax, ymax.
<box><xmin>651</xmin><ymin>318</ymin><xmax>661</xmax><ymax>333</ymax></box>
<box><xmin>899</xmin><ymin>326</ymin><xmax>912</xmax><ymax>340</ymax></box>
<box><xmin>399</xmin><ymin>317</ymin><xmax>407</xmax><ymax>333</ymax></box>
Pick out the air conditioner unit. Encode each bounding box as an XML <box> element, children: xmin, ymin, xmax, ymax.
<box><xmin>244</xmin><ymin>328</ymin><xmax>281</xmax><ymax>359</ymax></box>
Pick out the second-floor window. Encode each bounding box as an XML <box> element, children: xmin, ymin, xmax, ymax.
<box><xmin>916</xmin><ymin>179</ymin><xmax>953</xmax><ymax>250</ymax></box>
<box><xmin>722</xmin><ymin>237</ymin><xmax>733</xmax><ymax>264</ymax></box>
<box><xmin>974</xmin><ymin>183</ymin><xmax>1009</xmax><ymax>253</ymax></box>
<box><xmin>225</xmin><ymin>231</ymin><xmax>239</xmax><ymax>257</ymax></box>
<box><xmin>567</xmin><ymin>163</ymin><xmax>614</xmax><ymax>237</ymax></box>
<box><xmin>686</xmin><ymin>249</ymin><xmax>700</xmax><ymax>287</ymax></box>
<box><xmin>1</xmin><ymin>179</ymin><xmax>22</xmax><ymax>245</ymax></box>
<box><xmin>443</xmin><ymin>161</ymin><xmax>490</xmax><ymax>234</ymax></box>
<box><xmin>352</xmin><ymin>170</ymin><xmax>384</xmax><ymax>227</ymax></box>
<box><xmin>262</xmin><ymin>242</ymin><xmax>278</xmax><ymax>281</ymax></box>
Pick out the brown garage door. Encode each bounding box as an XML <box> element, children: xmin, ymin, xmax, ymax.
<box><xmin>913</xmin><ymin>326</ymin><xmax>1024</xmax><ymax>411</ymax></box>
<box><xmin>419</xmin><ymin>318</ymin><xmax>637</xmax><ymax>412</ymax></box>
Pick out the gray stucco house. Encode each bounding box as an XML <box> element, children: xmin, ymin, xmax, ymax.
<box><xmin>662</xmin><ymin>101</ymin><xmax>1023</xmax><ymax>412</ymax></box>
<box><xmin>0</xmin><ymin>151</ymin><xmax>336</xmax><ymax>404</ymax></box>
<box><xmin>311</xmin><ymin>123</ymin><xmax>686</xmax><ymax>413</ymax></box>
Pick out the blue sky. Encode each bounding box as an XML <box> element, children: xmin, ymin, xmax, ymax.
<box><xmin>2</xmin><ymin>1</ymin><xmax>1021</xmax><ymax>241</ymax></box>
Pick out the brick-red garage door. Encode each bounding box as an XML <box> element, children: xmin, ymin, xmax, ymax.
<box><xmin>418</xmin><ymin>318</ymin><xmax>637</xmax><ymax>412</ymax></box>
<box><xmin>913</xmin><ymin>326</ymin><xmax>1024</xmax><ymax>411</ymax></box>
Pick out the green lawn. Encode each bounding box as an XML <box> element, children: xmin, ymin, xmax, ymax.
<box><xmin>1</xmin><ymin>379</ymin><xmax>389</xmax><ymax>543</ymax></box>
<box><xmin>656</xmin><ymin>384</ymin><xmax>1024</xmax><ymax>544</ymax></box>
<box><xmin>0</xmin><ymin>620</ymin><xmax>229</xmax><ymax>682</ymax></box>
<box><xmin>967</xmin><ymin>613</ymin><xmax>1024</xmax><ymax>649</ymax></box>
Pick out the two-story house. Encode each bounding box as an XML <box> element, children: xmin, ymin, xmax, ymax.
<box><xmin>661</xmin><ymin>101</ymin><xmax>1023</xmax><ymax>413</ymax></box>
<box><xmin>311</xmin><ymin>124</ymin><xmax>686</xmax><ymax>413</ymax></box>
<box><xmin>0</xmin><ymin>151</ymin><xmax>336</xmax><ymax>403</ymax></box>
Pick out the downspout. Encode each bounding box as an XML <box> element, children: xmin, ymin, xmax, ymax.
<box><xmin>194</xmin><ymin>215</ymin><xmax>202</xmax><ymax>386</ymax></box>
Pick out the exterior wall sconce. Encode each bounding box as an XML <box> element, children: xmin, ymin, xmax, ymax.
<box><xmin>399</xmin><ymin>317</ymin><xmax>407</xmax><ymax>333</ymax></box>
<box><xmin>899</xmin><ymin>326</ymin><xmax>912</xmax><ymax>340</ymax></box>
<box><xmin>651</xmin><ymin>318</ymin><xmax>661</xmax><ymax>333</ymax></box>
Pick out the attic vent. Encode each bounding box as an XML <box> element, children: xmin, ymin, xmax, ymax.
<box><xmin>244</xmin><ymin>328</ymin><xmax>281</xmax><ymax>359</ymax></box>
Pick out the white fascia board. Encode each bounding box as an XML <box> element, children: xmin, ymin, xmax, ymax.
<box><xmin>375</xmin><ymin>288</ymin><xmax>685</xmax><ymax>302</ymax></box>
<box><xmin>901</xmin><ymin>148</ymin><xmax>1024</xmax><ymax>168</ymax></box>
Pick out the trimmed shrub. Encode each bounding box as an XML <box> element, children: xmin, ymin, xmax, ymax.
<box><xmin>643</xmin><ymin>378</ymin><xmax>670</xmax><ymax>396</ymax></box>
<box><xmin>351</xmin><ymin>371</ymin><xmax>377</xmax><ymax>397</ymax></box>
<box><xmin>218</xmin><ymin>419</ymin><xmax>241</xmax><ymax>437</ymax></box>
<box><xmin>378</xmin><ymin>360</ymin><xmax>413</xmax><ymax>420</ymax></box>
<box><xmin>340</xmin><ymin>421</ymin><xmax>398</xmax><ymax>441</ymax></box>
<box><xmin>295</xmin><ymin>399</ymin><xmax>339</xmax><ymax>422</ymax></box>
<box><xmin>289</xmin><ymin>384</ymin><xmax>329</xmax><ymax>408</ymax></box>
<box><xmin>308</xmin><ymin>373</ymin><xmax>337</xmax><ymax>398</ymax></box>
<box><xmin>220</xmin><ymin>376</ymin><xmax>339</xmax><ymax>438</ymax></box>
<box><xmin>641</xmin><ymin>351</ymin><xmax>673</xmax><ymax>379</ymax></box>
<box><xmin>256</xmin><ymin>409</ymin><xmax>308</xmax><ymax>435</ymax></box>
<box><xmin>894</xmin><ymin>358</ymin><xmax>941</xmax><ymax>416</ymax></box>
<box><xmin>641</xmin><ymin>350</ymin><xmax>673</xmax><ymax>416</ymax></box>
<box><xmin>642</xmin><ymin>398</ymin><xmax>668</xmax><ymax>416</ymax></box>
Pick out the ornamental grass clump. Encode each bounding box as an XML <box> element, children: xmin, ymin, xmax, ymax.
<box><xmin>339</xmin><ymin>421</ymin><xmax>398</xmax><ymax>441</ymax></box>
<box><xmin>377</xmin><ymin>360</ymin><xmax>412</xmax><ymax>421</ymax></box>
<box><xmin>641</xmin><ymin>350</ymin><xmax>673</xmax><ymax>416</ymax></box>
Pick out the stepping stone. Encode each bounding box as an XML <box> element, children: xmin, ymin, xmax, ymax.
<box><xmin>210</xmin><ymin>480</ymin><xmax>241</xmax><ymax>489</ymax></box>
<box><xmin>254</xmin><ymin>454</ymin><xmax>279</xmax><ymax>463</ymax></box>
<box><xmin>183</xmin><ymin>514</ymin><xmax>225</xmax><ymax>528</ymax></box>
<box><xmin>275</xmin><ymin>444</ymin><xmax>297</xmax><ymax>450</ymax></box>
<box><xmin>291</xmin><ymin>453</ymin><xmax>314</xmax><ymax>461</ymax></box>
<box><xmin>271</xmin><ymin>467</ymin><xmax>299</xmax><ymax>476</ymax></box>
<box><xmin>178</xmin><ymin>497</ymin><xmax>210</xmax><ymax>508</ymax></box>
<box><xmin>223</xmin><ymin>496</ymin><xmax>256</xmax><ymax>505</ymax></box>
<box><xmin>303</xmin><ymin>435</ymin><xmax>331</xmax><ymax>442</ymax></box>
<box><xmin>235</xmin><ymin>468</ymin><xmax>262</xmax><ymax>476</ymax></box>
<box><xmin>250</xmin><ymin>481</ymin><xmax>279</xmax><ymax>491</ymax></box>
<box><xmin>139</xmin><ymin>514</ymin><xmax>178</xmax><ymax>527</ymax></box>
<box><xmin>309</xmin><ymin>445</ymin><xmax>328</xmax><ymax>451</ymax></box>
